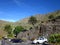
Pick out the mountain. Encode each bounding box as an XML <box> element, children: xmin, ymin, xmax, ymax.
<box><xmin>0</xmin><ymin>20</ymin><xmax>13</xmax><ymax>38</ymax></box>
<box><xmin>0</xmin><ymin>10</ymin><xmax>60</xmax><ymax>39</ymax></box>
<box><xmin>15</xmin><ymin>10</ymin><xmax>60</xmax><ymax>29</ymax></box>
<box><xmin>17</xmin><ymin>10</ymin><xmax>60</xmax><ymax>40</ymax></box>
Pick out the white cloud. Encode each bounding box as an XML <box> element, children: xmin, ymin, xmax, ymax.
<box><xmin>0</xmin><ymin>11</ymin><xmax>17</xmax><ymax>22</ymax></box>
<box><xmin>0</xmin><ymin>19</ymin><xmax>16</xmax><ymax>22</ymax></box>
<box><xmin>13</xmin><ymin>0</ymin><xmax>26</xmax><ymax>7</ymax></box>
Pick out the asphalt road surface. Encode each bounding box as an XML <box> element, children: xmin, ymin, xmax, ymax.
<box><xmin>19</xmin><ymin>43</ymin><xmax>42</xmax><ymax>45</ymax></box>
<box><xmin>1</xmin><ymin>40</ymin><xmax>50</xmax><ymax>45</ymax></box>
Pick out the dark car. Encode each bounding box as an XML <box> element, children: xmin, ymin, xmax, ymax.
<box><xmin>11</xmin><ymin>39</ymin><xmax>23</xmax><ymax>43</ymax></box>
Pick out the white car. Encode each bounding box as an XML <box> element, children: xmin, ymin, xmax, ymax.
<box><xmin>32</xmin><ymin>37</ymin><xmax>48</xmax><ymax>44</ymax></box>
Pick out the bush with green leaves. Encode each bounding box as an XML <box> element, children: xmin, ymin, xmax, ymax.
<box><xmin>8</xmin><ymin>33</ymin><xmax>14</xmax><ymax>38</ymax></box>
<box><xmin>48</xmin><ymin>33</ymin><xmax>60</xmax><ymax>43</ymax></box>
<box><xmin>4</xmin><ymin>25</ymin><xmax>14</xmax><ymax>38</ymax></box>
<box><xmin>48</xmin><ymin>15</ymin><xmax>54</xmax><ymax>19</ymax></box>
<box><xmin>55</xmin><ymin>15</ymin><xmax>60</xmax><ymax>19</ymax></box>
<box><xmin>4</xmin><ymin>25</ymin><xmax>12</xmax><ymax>34</ymax></box>
<box><xmin>13</xmin><ymin>26</ymin><xmax>24</xmax><ymax>38</ymax></box>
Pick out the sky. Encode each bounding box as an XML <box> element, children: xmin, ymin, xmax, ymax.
<box><xmin>0</xmin><ymin>0</ymin><xmax>60</xmax><ymax>22</ymax></box>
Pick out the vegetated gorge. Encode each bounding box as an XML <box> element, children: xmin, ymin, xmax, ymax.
<box><xmin>0</xmin><ymin>10</ymin><xmax>60</xmax><ymax>44</ymax></box>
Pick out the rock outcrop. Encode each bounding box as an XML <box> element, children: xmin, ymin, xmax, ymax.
<box><xmin>17</xmin><ymin>16</ymin><xmax>60</xmax><ymax>41</ymax></box>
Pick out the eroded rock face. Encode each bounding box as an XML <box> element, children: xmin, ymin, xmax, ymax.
<box><xmin>17</xmin><ymin>28</ymin><xmax>39</xmax><ymax>41</ymax></box>
<box><xmin>17</xmin><ymin>17</ymin><xmax>60</xmax><ymax>41</ymax></box>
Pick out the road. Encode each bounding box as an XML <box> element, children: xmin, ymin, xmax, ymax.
<box><xmin>15</xmin><ymin>43</ymin><xmax>42</xmax><ymax>45</ymax></box>
<box><xmin>20</xmin><ymin>41</ymin><xmax>42</xmax><ymax>45</ymax></box>
<box><xmin>1</xmin><ymin>40</ymin><xmax>49</xmax><ymax>45</ymax></box>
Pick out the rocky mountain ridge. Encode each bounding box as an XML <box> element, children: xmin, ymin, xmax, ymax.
<box><xmin>0</xmin><ymin>10</ymin><xmax>60</xmax><ymax>39</ymax></box>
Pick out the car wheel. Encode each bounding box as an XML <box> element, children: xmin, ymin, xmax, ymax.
<box><xmin>43</xmin><ymin>41</ymin><xmax>48</xmax><ymax>45</ymax></box>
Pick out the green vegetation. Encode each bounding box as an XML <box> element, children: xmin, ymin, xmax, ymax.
<box><xmin>4</xmin><ymin>25</ymin><xmax>13</xmax><ymax>37</ymax></box>
<box><xmin>48</xmin><ymin>15</ymin><xmax>60</xmax><ymax>22</ymax></box>
<box><xmin>48</xmin><ymin>15</ymin><xmax>54</xmax><ymax>20</ymax></box>
<box><xmin>0</xmin><ymin>10</ymin><xmax>60</xmax><ymax>39</ymax></box>
<box><xmin>48</xmin><ymin>33</ymin><xmax>60</xmax><ymax>43</ymax></box>
<box><xmin>13</xmin><ymin>26</ymin><xmax>24</xmax><ymax>38</ymax></box>
<box><xmin>55</xmin><ymin>15</ymin><xmax>60</xmax><ymax>19</ymax></box>
<box><xmin>28</xmin><ymin>16</ymin><xmax>37</xmax><ymax>27</ymax></box>
<box><xmin>4</xmin><ymin>25</ymin><xmax>25</xmax><ymax>38</ymax></box>
<box><xmin>4</xmin><ymin>25</ymin><xmax>12</xmax><ymax>34</ymax></box>
<box><xmin>7</xmin><ymin>33</ymin><xmax>14</xmax><ymax>38</ymax></box>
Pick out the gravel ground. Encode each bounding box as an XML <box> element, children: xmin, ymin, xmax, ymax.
<box><xmin>0</xmin><ymin>40</ymin><xmax>1</xmax><ymax>45</ymax></box>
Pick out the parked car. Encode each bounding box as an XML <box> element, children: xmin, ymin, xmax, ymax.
<box><xmin>11</xmin><ymin>39</ymin><xmax>23</xmax><ymax>43</ymax></box>
<box><xmin>32</xmin><ymin>36</ymin><xmax>48</xmax><ymax>44</ymax></box>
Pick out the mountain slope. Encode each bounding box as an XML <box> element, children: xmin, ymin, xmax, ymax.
<box><xmin>15</xmin><ymin>10</ymin><xmax>60</xmax><ymax>29</ymax></box>
<box><xmin>0</xmin><ymin>10</ymin><xmax>60</xmax><ymax>38</ymax></box>
<box><xmin>17</xmin><ymin>10</ymin><xmax>60</xmax><ymax>40</ymax></box>
<box><xmin>0</xmin><ymin>20</ymin><xmax>13</xmax><ymax>38</ymax></box>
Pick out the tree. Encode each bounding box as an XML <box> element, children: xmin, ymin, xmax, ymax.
<box><xmin>48</xmin><ymin>15</ymin><xmax>54</xmax><ymax>19</ymax></box>
<box><xmin>28</xmin><ymin>16</ymin><xmax>37</xmax><ymax>26</ymax></box>
<box><xmin>56</xmin><ymin>15</ymin><xmax>60</xmax><ymax>19</ymax></box>
<box><xmin>13</xmin><ymin>26</ymin><xmax>24</xmax><ymax>38</ymax></box>
<box><xmin>4</xmin><ymin>25</ymin><xmax>12</xmax><ymax>34</ymax></box>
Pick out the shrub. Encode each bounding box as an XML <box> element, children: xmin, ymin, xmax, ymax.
<box><xmin>48</xmin><ymin>15</ymin><xmax>54</xmax><ymax>19</ymax></box>
<box><xmin>30</xmin><ymin>37</ymin><xmax>35</xmax><ymax>41</ymax></box>
<box><xmin>13</xmin><ymin>26</ymin><xmax>24</xmax><ymax>38</ymax></box>
<box><xmin>28</xmin><ymin>16</ymin><xmax>37</xmax><ymax>26</ymax></box>
<box><xmin>7</xmin><ymin>33</ymin><xmax>14</xmax><ymax>38</ymax></box>
<box><xmin>4</xmin><ymin>25</ymin><xmax>12</xmax><ymax>34</ymax></box>
<box><xmin>0</xmin><ymin>36</ymin><xmax>2</xmax><ymax>40</ymax></box>
<box><xmin>56</xmin><ymin>15</ymin><xmax>60</xmax><ymax>19</ymax></box>
<box><xmin>21</xmin><ymin>37</ymin><xmax>27</xmax><ymax>41</ymax></box>
<box><xmin>48</xmin><ymin>33</ymin><xmax>60</xmax><ymax>43</ymax></box>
